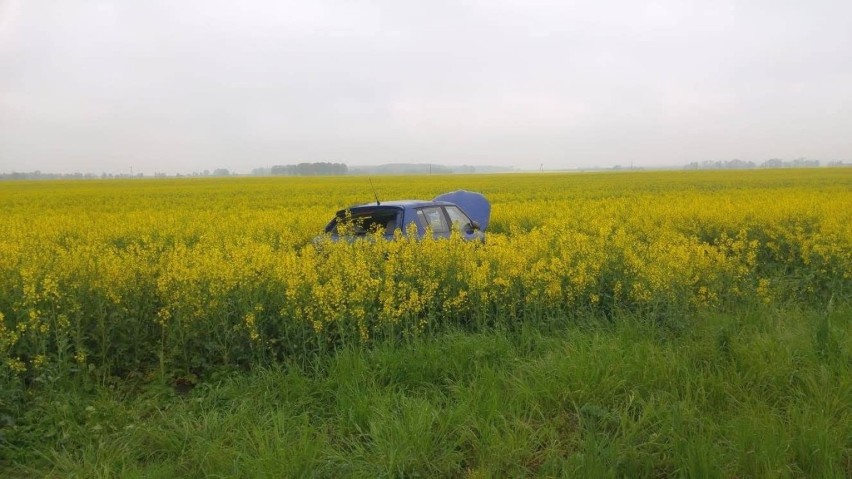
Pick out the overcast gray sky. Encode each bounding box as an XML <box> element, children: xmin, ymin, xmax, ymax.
<box><xmin>1</xmin><ymin>0</ymin><xmax>851</xmax><ymax>174</ymax></box>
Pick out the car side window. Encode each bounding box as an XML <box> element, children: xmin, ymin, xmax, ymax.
<box><xmin>418</xmin><ymin>207</ymin><xmax>449</xmax><ymax>233</ymax></box>
<box><xmin>416</xmin><ymin>209</ymin><xmax>427</xmax><ymax>230</ymax></box>
<box><xmin>444</xmin><ymin>206</ymin><xmax>471</xmax><ymax>232</ymax></box>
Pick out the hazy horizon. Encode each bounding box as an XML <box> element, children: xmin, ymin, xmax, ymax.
<box><xmin>2</xmin><ymin>1</ymin><xmax>851</xmax><ymax>175</ymax></box>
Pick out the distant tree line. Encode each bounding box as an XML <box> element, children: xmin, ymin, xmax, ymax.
<box><xmin>253</xmin><ymin>162</ymin><xmax>348</xmax><ymax>176</ymax></box>
<box><xmin>0</xmin><ymin>169</ymin><xmax>240</xmax><ymax>180</ymax></box>
<box><xmin>348</xmin><ymin>163</ymin><xmax>454</xmax><ymax>175</ymax></box>
<box><xmin>177</xmin><ymin>169</ymin><xmax>233</xmax><ymax>177</ymax></box>
<box><xmin>684</xmin><ymin>158</ymin><xmax>828</xmax><ymax>170</ymax></box>
<box><xmin>0</xmin><ymin>171</ymin><xmax>102</xmax><ymax>180</ymax></box>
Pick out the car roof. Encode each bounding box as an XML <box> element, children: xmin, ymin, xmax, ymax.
<box><xmin>344</xmin><ymin>200</ymin><xmax>453</xmax><ymax>210</ymax></box>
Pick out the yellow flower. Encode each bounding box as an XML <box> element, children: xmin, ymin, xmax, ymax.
<box><xmin>6</xmin><ymin>357</ymin><xmax>26</xmax><ymax>374</ymax></box>
<box><xmin>32</xmin><ymin>354</ymin><xmax>47</xmax><ymax>369</ymax></box>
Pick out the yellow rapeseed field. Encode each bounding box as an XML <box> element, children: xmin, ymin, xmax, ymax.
<box><xmin>1</xmin><ymin>169</ymin><xmax>850</xmax><ymax>379</ymax></box>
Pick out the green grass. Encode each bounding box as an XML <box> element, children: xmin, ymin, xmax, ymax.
<box><xmin>2</xmin><ymin>304</ymin><xmax>851</xmax><ymax>478</ymax></box>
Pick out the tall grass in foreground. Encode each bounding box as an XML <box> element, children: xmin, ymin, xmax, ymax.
<box><xmin>3</xmin><ymin>305</ymin><xmax>850</xmax><ymax>477</ymax></box>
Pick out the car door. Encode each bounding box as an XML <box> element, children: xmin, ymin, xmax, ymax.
<box><xmin>433</xmin><ymin>191</ymin><xmax>490</xmax><ymax>231</ymax></box>
<box><xmin>416</xmin><ymin>206</ymin><xmax>451</xmax><ymax>238</ymax></box>
<box><xmin>444</xmin><ymin>205</ymin><xmax>484</xmax><ymax>241</ymax></box>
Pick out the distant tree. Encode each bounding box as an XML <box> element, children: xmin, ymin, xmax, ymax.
<box><xmin>268</xmin><ymin>162</ymin><xmax>348</xmax><ymax>176</ymax></box>
<box><xmin>270</xmin><ymin>165</ymin><xmax>290</xmax><ymax>175</ymax></box>
<box><xmin>791</xmin><ymin>158</ymin><xmax>819</xmax><ymax>168</ymax></box>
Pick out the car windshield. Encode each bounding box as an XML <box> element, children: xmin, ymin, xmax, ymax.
<box><xmin>326</xmin><ymin>208</ymin><xmax>399</xmax><ymax>236</ymax></box>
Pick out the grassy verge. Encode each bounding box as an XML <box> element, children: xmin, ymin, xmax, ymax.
<box><xmin>2</xmin><ymin>304</ymin><xmax>851</xmax><ymax>478</ymax></box>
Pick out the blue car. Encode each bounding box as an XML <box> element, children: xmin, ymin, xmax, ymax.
<box><xmin>323</xmin><ymin>190</ymin><xmax>490</xmax><ymax>242</ymax></box>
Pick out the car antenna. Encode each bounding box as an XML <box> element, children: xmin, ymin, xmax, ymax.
<box><xmin>369</xmin><ymin>177</ymin><xmax>380</xmax><ymax>205</ymax></box>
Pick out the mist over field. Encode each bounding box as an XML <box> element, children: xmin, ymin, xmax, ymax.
<box><xmin>2</xmin><ymin>0</ymin><xmax>851</xmax><ymax>175</ymax></box>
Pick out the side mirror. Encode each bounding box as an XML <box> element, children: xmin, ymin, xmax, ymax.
<box><xmin>465</xmin><ymin>221</ymin><xmax>481</xmax><ymax>233</ymax></box>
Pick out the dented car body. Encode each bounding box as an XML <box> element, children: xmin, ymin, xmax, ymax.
<box><xmin>322</xmin><ymin>190</ymin><xmax>490</xmax><ymax>242</ymax></box>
